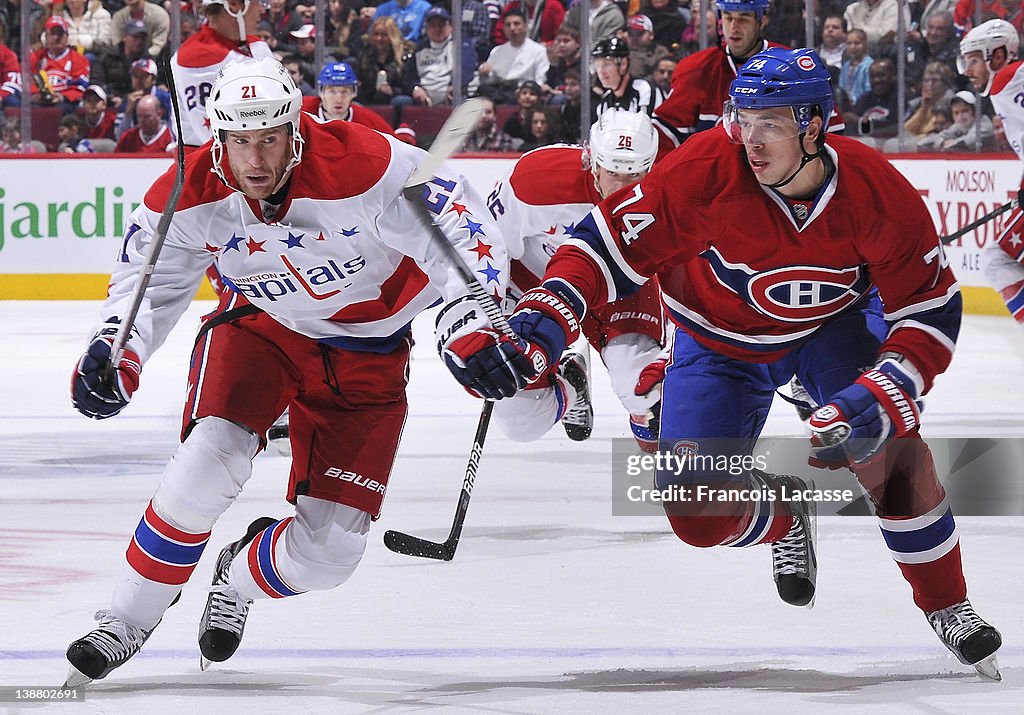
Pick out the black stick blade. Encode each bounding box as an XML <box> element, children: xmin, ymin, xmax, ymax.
<box><xmin>383</xmin><ymin>529</ymin><xmax>455</xmax><ymax>561</ymax></box>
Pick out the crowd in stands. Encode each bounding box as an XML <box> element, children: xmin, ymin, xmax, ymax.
<box><xmin>0</xmin><ymin>0</ymin><xmax>1022</xmax><ymax>153</ymax></box>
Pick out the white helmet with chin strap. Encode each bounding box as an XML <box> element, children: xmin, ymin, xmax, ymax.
<box><xmin>586</xmin><ymin>109</ymin><xmax>658</xmax><ymax>175</ymax></box>
<box><xmin>959</xmin><ymin>19</ymin><xmax>1020</xmax><ymax>95</ymax></box>
<box><xmin>208</xmin><ymin>56</ymin><xmax>304</xmax><ymax>192</ymax></box>
<box><xmin>202</xmin><ymin>0</ymin><xmax>256</xmax><ymax>45</ymax></box>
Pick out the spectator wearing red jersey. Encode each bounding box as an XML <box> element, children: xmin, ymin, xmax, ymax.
<box><xmin>114</xmin><ymin>94</ymin><xmax>173</xmax><ymax>153</ymax></box>
<box><xmin>30</xmin><ymin>16</ymin><xmax>91</xmax><ymax>112</ymax></box>
<box><xmin>1</xmin><ymin>18</ymin><xmax>20</xmax><ymax>108</ymax></box>
<box><xmin>78</xmin><ymin>84</ymin><xmax>116</xmax><ymax>139</ymax></box>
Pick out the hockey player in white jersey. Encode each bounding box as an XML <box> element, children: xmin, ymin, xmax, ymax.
<box><xmin>171</xmin><ymin>0</ymin><xmax>272</xmax><ymax>149</ymax></box>
<box><xmin>64</xmin><ymin>57</ymin><xmax>506</xmax><ymax>685</ymax></box>
<box><xmin>960</xmin><ymin>20</ymin><xmax>1024</xmax><ymax>324</ymax></box>
<box><xmin>437</xmin><ymin>109</ymin><xmax>665</xmax><ymax>448</ymax></box>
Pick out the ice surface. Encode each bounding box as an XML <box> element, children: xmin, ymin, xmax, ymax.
<box><xmin>2</xmin><ymin>303</ymin><xmax>1022</xmax><ymax>713</ymax></box>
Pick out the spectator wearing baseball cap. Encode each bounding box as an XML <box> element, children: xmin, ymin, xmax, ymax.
<box><xmin>394</xmin><ymin>122</ymin><xmax>417</xmax><ymax>145</ymax></box>
<box><xmin>115</xmin><ymin>56</ymin><xmax>173</xmax><ymax>140</ymax></box>
<box><xmin>91</xmin><ymin>11</ymin><xmax>157</xmax><ymax>105</ymax></box>
<box><xmin>399</xmin><ymin>6</ymin><xmax>480</xmax><ymax>107</ymax></box>
<box><xmin>291</xmin><ymin>24</ymin><xmax>317</xmax><ymax>62</ymax></box>
<box><xmin>625</xmin><ymin>12</ymin><xmax>670</xmax><ymax>82</ymax></box>
<box><xmin>30</xmin><ymin>15</ymin><xmax>91</xmax><ymax>111</ymax></box>
<box><xmin>77</xmin><ymin>84</ymin><xmax>118</xmax><ymax>140</ymax></box>
<box><xmin>111</xmin><ymin>0</ymin><xmax>170</xmax><ymax>58</ymax></box>
<box><xmin>372</xmin><ymin>0</ymin><xmax>433</xmax><ymax>43</ymax></box>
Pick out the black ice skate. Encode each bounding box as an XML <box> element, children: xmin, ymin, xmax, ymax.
<box><xmin>559</xmin><ymin>351</ymin><xmax>593</xmax><ymax>442</ymax></box>
<box><xmin>64</xmin><ymin>610</ymin><xmax>160</xmax><ymax>686</ymax></box>
<box><xmin>926</xmin><ymin>598</ymin><xmax>1003</xmax><ymax>681</ymax></box>
<box><xmin>198</xmin><ymin>517</ymin><xmax>276</xmax><ymax>670</ymax></box>
<box><xmin>763</xmin><ymin>472</ymin><xmax>818</xmax><ymax>608</ymax></box>
<box><xmin>788</xmin><ymin>376</ymin><xmax>816</xmax><ymax>421</ymax></box>
<box><xmin>267</xmin><ymin>408</ymin><xmax>290</xmax><ymax>456</ymax></box>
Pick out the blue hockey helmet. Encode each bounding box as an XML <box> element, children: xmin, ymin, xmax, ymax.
<box><xmin>724</xmin><ymin>47</ymin><xmax>834</xmax><ymax>141</ymax></box>
<box><xmin>318</xmin><ymin>62</ymin><xmax>358</xmax><ymax>88</ymax></box>
<box><xmin>716</xmin><ymin>0</ymin><xmax>771</xmax><ymax>19</ymax></box>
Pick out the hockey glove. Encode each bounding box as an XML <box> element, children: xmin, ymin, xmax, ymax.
<box><xmin>634</xmin><ymin>356</ymin><xmax>668</xmax><ymax>402</ymax></box>
<box><xmin>807</xmin><ymin>357</ymin><xmax>923</xmax><ymax>468</ymax></box>
<box><xmin>629</xmin><ymin>356</ymin><xmax>667</xmax><ymax>453</ymax></box>
<box><xmin>71</xmin><ymin>320</ymin><xmax>142</xmax><ymax>420</ymax></box>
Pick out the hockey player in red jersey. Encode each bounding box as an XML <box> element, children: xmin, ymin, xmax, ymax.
<box><xmin>170</xmin><ymin>0</ymin><xmax>272</xmax><ymax>149</ymax></box>
<box><xmin>64</xmin><ymin>57</ymin><xmax>505</xmax><ymax>685</ymax></box>
<box><xmin>447</xmin><ymin>109</ymin><xmax>664</xmax><ymax>448</ymax></box>
<box><xmin>301</xmin><ymin>61</ymin><xmax>395</xmax><ymax>134</ymax></box>
<box><xmin>444</xmin><ymin>48</ymin><xmax>1003</xmax><ymax>680</ymax></box>
<box><xmin>960</xmin><ymin>20</ymin><xmax>1024</xmax><ymax>324</ymax></box>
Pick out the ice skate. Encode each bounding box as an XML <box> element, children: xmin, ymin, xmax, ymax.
<box><xmin>629</xmin><ymin>404</ymin><xmax>660</xmax><ymax>453</ymax></box>
<box><xmin>559</xmin><ymin>351</ymin><xmax>593</xmax><ymax>442</ymax></box>
<box><xmin>198</xmin><ymin>517</ymin><xmax>276</xmax><ymax>670</ymax></box>
<box><xmin>267</xmin><ymin>408</ymin><xmax>290</xmax><ymax>456</ymax></box>
<box><xmin>926</xmin><ymin>599</ymin><xmax>1003</xmax><ymax>681</ymax></box>
<box><xmin>764</xmin><ymin>472</ymin><xmax>817</xmax><ymax>608</ymax></box>
<box><xmin>64</xmin><ymin>610</ymin><xmax>159</xmax><ymax>686</ymax></box>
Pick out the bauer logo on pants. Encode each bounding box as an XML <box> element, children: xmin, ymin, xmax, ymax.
<box><xmin>324</xmin><ymin>467</ymin><xmax>386</xmax><ymax>495</ymax></box>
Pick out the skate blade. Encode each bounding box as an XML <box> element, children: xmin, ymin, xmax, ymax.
<box><xmin>200</xmin><ymin>655</ymin><xmax>212</xmax><ymax>672</ymax></box>
<box><xmin>973</xmin><ymin>653</ymin><xmax>1001</xmax><ymax>681</ymax></box>
<box><xmin>63</xmin><ymin>664</ymin><xmax>93</xmax><ymax>688</ymax></box>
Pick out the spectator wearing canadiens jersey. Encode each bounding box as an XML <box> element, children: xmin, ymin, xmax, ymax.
<box><xmin>170</xmin><ymin>0</ymin><xmax>272</xmax><ymax>149</ymax></box>
<box><xmin>30</xmin><ymin>16</ymin><xmax>91</xmax><ymax>112</ymax></box>
<box><xmin>444</xmin><ymin>48</ymin><xmax>1003</xmax><ymax>681</ymax></box>
<box><xmin>77</xmin><ymin>84</ymin><xmax>117</xmax><ymax>140</ymax></box>
<box><xmin>64</xmin><ymin>57</ymin><xmax>505</xmax><ymax>686</ymax></box>
<box><xmin>0</xmin><ymin>19</ymin><xmax>21</xmax><ymax>108</ymax></box>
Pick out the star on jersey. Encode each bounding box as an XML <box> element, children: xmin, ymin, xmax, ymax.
<box><xmin>448</xmin><ymin>202</ymin><xmax>469</xmax><ymax>216</ymax></box>
<box><xmin>316</xmin><ymin>231</ymin><xmax>328</xmax><ymax>241</ymax></box>
<box><xmin>478</xmin><ymin>262</ymin><xmax>501</xmax><ymax>284</ymax></box>
<box><xmin>544</xmin><ymin>226</ymin><xmax>557</xmax><ymax>235</ymax></box>
<box><xmin>281</xmin><ymin>232</ymin><xmax>305</xmax><ymax>249</ymax></box>
<box><xmin>469</xmin><ymin>239</ymin><xmax>493</xmax><ymax>260</ymax></box>
<box><xmin>224</xmin><ymin>233</ymin><xmax>245</xmax><ymax>252</ymax></box>
<box><xmin>246</xmin><ymin>237</ymin><xmax>266</xmax><ymax>255</ymax></box>
<box><xmin>204</xmin><ymin>243</ymin><xmax>219</xmax><ymax>253</ymax></box>
<box><xmin>562</xmin><ymin>222</ymin><xmax>576</xmax><ymax>235</ymax></box>
<box><xmin>1009</xmin><ymin>231</ymin><xmax>1022</xmax><ymax>248</ymax></box>
<box><xmin>339</xmin><ymin>226</ymin><xmax>359</xmax><ymax>237</ymax></box>
<box><xmin>462</xmin><ymin>218</ymin><xmax>485</xmax><ymax>238</ymax></box>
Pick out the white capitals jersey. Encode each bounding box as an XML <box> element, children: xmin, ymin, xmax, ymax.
<box><xmin>991</xmin><ymin>60</ymin><xmax>1024</xmax><ymax>162</ymax></box>
<box><xmin>99</xmin><ymin>115</ymin><xmax>507</xmax><ymax>362</ymax></box>
<box><xmin>170</xmin><ymin>26</ymin><xmax>273</xmax><ymax>147</ymax></box>
<box><xmin>486</xmin><ymin>145</ymin><xmax>602</xmax><ymax>300</ymax></box>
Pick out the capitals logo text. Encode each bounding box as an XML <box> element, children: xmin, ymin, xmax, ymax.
<box><xmin>227</xmin><ymin>256</ymin><xmax>366</xmax><ymax>301</ymax></box>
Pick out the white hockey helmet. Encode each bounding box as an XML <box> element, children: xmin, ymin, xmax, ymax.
<box><xmin>208</xmin><ymin>57</ymin><xmax>305</xmax><ymax>191</ymax></box>
<box><xmin>959</xmin><ymin>19</ymin><xmax>1020</xmax><ymax>83</ymax></box>
<box><xmin>587</xmin><ymin>109</ymin><xmax>658</xmax><ymax>175</ymax></box>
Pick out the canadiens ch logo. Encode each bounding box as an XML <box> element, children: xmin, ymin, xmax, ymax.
<box><xmin>703</xmin><ymin>247</ymin><xmax>867</xmax><ymax>323</ymax></box>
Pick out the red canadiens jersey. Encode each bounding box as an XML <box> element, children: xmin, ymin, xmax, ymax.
<box><xmin>300</xmin><ymin>97</ymin><xmax>395</xmax><ymax>135</ymax></box>
<box><xmin>29</xmin><ymin>48</ymin><xmax>90</xmax><ymax>102</ymax></box>
<box><xmin>653</xmin><ymin>41</ymin><xmax>844</xmax><ymax>159</ymax></box>
<box><xmin>80</xmin><ymin>109</ymin><xmax>117</xmax><ymax>140</ymax></box>
<box><xmin>170</xmin><ymin>26</ymin><xmax>273</xmax><ymax>147</ymax></box>
<box><xmin>115</xmin><ymin>124</ymin><xmax>174</xmax><ymax>154</ymax></box>
<box><xmin>1</xmin><ymin>43</ymin><xmax>20</xmax><ymax>101</ymax></box>
<box><xmin>545</xmin><ymin>131</ymin><xmax>960</xmax><ymax>392</ymax></box>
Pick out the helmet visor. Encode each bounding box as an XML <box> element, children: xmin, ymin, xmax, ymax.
<box><xmin>722</xmin><ymin>101</ymin><xmax>802</xmax><ymax>144</ymax></box>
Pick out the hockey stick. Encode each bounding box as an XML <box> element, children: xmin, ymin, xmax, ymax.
<box><xmin>384</xmin><ymin>98</ymin><xmax>514</xmax><ymax>561</ymax></box>
<box><xmin>941</xmin><ymin>197</ymin><xmax>1019</xmax><ymax>245</ymax></box>
<box><xmin>104</xmin><ymin>55</ymin><xmax>187</xmax><ymax>379</ymax></box>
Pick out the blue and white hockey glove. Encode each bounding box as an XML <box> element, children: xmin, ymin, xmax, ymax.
<box><xmin>71</xmin><ymin>319</ymin><xmax>142</xmax><ymax>420</ymax></box>
<box><xmin>807</xmin><ymin>357</ymin><xmax>924</xmax><ymax>468</ymax></box>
